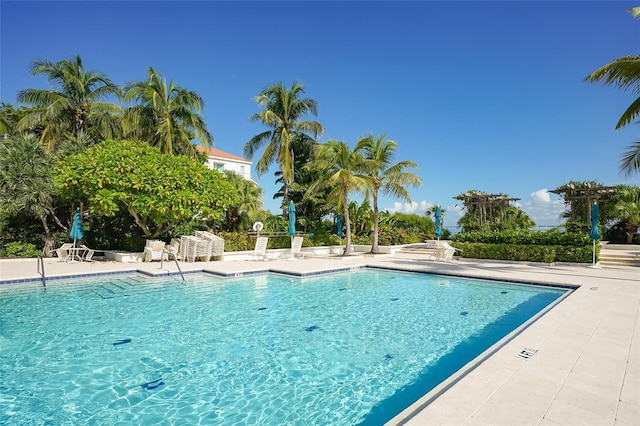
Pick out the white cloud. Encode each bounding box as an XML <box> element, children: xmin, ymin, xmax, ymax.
<box><xmin>530</xmin><ymin>189</ymin><xmax>551</xmax><ymax>203</ymax></box>
<box><xmin>520</xmin><ymin>189</ymin><xmax>566</xmax><ymax>228</ymax></box>
<box><xmin>388</xmin><ymin>200</ymin><xmax>432</xmax><ymax>215</ymax></box>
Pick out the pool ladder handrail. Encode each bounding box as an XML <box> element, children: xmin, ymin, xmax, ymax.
<box><xmin>37</xmin><ymin>256</ymin><xmax>47</xmax><ymax>287</ymax></box>
<box><xmin>161</xmin><ymin>250</ymin><xmax>185</xmax><ymax>282</ymax></box>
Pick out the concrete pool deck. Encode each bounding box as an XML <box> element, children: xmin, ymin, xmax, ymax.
<box><xmin>0</xmin><ymin>253</ymin><xmax>638</xmax><ymax>425</ymax></box>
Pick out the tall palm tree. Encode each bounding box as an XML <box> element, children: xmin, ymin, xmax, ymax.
<box><xmin>123</xmin><ymin>67</ymin><xmax>212</xmax><ymax>158</ymax></box>
<box><xmin>16</xmin><ymin>55</ymin><xmax>122</xmax><ymax>151</ymax></box>
<box><xmin>244</xmin><ymin>82</ymin><xmax>324</xmax><ymax>208</ymax></box>
<box><xmin>357</xmin><ymin>134</ymin><xmax>422</xmax><ymax>253</ymax></box>
<box><xmin>305</xmin><ymin>140</ymin><xmax>373</xmax><ymax>254</ymax></box>
<box><xmin>584</xmin><ymin>7</ymin><xmax>640</xmax><ymax>175</ymax></box>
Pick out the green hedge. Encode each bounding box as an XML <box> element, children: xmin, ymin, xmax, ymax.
<box><xmin>452</xmin><ymin>242</ymin><xmax>594</xmax><ymax>263</ymax></box>
<box><xmin>452</xmin><ymin>230</ymin><xmax>591</xmax><ymax>246</ymax></box>
<box><xmin>451</xmin><ymin>230</ymin><xmax>595</xmax><ymax>263</ymax></box>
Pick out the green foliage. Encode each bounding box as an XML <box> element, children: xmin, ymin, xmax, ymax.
<box><xmin>452</xmin><ymin>230</ymin><xmax>593</xmax><ymax>263</ymax></box>
<box><xmin>244</xmin><ymin>81</ymin><xmax>324</xmax><ymax>187</ymax></box>
<box><xmin>2</xmin><ymin>241</ymin><xmax>41</xmax><ymax>257</ymax></box>
<box><xmin>53</xmin><ymin>140</ymin><xmax>239</xmax><ymax>238</ymax></box>
<box><xmin>452</xmin><ymin>230</ymin><xmax>591</xmax><ymax>246</ymax></box>
<box><xmin>264</xmin><ymin>215</ymin><xmax>288</xmax><ymax>233</ymax></box>
<box><xmin>16</xmin><ymin>55</ymin><xmax>123</xmax><ymax>151</ymax></box>
<box><xmin>123</xmin><ymin>67</ymin><xmax>212</xmax><ymax>158</ymax></box>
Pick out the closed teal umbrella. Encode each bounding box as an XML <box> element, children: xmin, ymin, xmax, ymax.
<box><xmin>287</xmin><ymin>201</ymin><xmax>296</xmax><ymax>237</ymax></box>
<box><xmin>70</xmin><ymin>208</ymin><xmax>84</xmax><ymax>248</ymax></box>
<box><xmin>434</xmin><ymin>207</ymin><xmax>443</xmax><ymax>240</ymax></box>
<box><xmin>588</xmin><ymin>203</ymin><xmax>601</xmax><ymax>268</ymax></box>
<box><xmin>336</xmin><ymin>214</ymin><xmax>343</xmax><ymax>238</ymax></box>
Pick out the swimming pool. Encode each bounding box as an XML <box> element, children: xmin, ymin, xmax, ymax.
<box><xmin>0</xmin><ymin>269</ymin><xmax>568</xmax><ymax>425</ymax></box>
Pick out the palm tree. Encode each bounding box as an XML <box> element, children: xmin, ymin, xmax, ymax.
<box><xmin>357</xmin><ymin>134</ymin><xmax>422</xmax><ymax>253</ymax></box>
<box><xmin>613</xmin><ymin>185</ymin><xmax>640</xmax><ymax>243</ymax></box>
<box><xmin>221</xmin><ymin>170</ymin><xmax>264</xmax><ymax>231</ymax></box>
<box><xmin>0</xmin><ymin>134</ymin><xmax>64</xmax><ymax>255</ymax></box>
<box><xmin>244</xmin><ymin>82</ymin><xmax>324</xmax><ymax>208</ymax></box>
<box><xmin>305</xmin><ymin>140</ymin><xmax>373</xmax><ymax>254</ymax></box>
<box><xmin>123</xmin><ymin>67</ymin><xmax>212</xmax><ymax>158</ymax></box>
<box><xmin>585</xmin><ymin>54</ymin><xmax>640</xmax><ymax>129</ymax></box>
<box><xmin>584</xmin><ymin>7</ymin><xmax>640</xmax><ymax>175</ymax></box>
<box><xmin>16</xmin><ymin>55</ymin><xmax>122</xmax><ymax>151</ymax></box>
<box><xmin>620</xmin><ymin>140</ymin><xmax>640</xmax><ymax>176</ymax></box>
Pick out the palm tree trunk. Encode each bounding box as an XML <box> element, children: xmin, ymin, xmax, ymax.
<box><xmin>343</xmin><ymin>192</ymin><xmax>352</xmax><ymax>255</ymax></box>
<box><xmin>371</xmin><ymin>192</ymin><xmax>380</xmax><ymax>254</ymax></box>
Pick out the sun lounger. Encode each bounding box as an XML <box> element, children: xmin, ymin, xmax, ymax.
<box><xmin>55</xmin><ymin>243</ymin><xmax>74</xmax><ymax>262</ymax></box>
<box><xmin>194</xmin><ymin>230</ymin><xmax>224</xmax><ymax>260</ymax></box>
<box><xmin>144</xmin><ymin>240</ymin><xmax>167</xmax><ymax>262</ymax></box>
<box><xmin>251</xmin><ymin>237</ymin><xmax>270</xmax><ymax>261</ymax></box>
<box><xmin>180</xmin><ymin>235</ymin><xmax>213</xmax><ymax>262</ymax></box>
<box><xmin>435</xmin><ymin>241</ymin><xmax>461</xmax><ymax>261</ymax></box>
<box><xmin>80</xmin><ymin>245</ymin><xmax>95</xmax><ymax>262</ymax></box>
<box><xmin>287</xmin><ymin>236</ymin><xmax>313</xmax><ymax>259</ymax></box>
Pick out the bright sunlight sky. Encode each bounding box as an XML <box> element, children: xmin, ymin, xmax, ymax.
<box><xmin>1</xmin><ymin>1</ymin><xmax>638</xmax><ymax>229</ymax></box>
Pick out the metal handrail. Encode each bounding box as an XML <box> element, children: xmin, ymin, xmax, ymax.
<box><xmin>37</xmin><ymin>256</ymin><xmax>46</xmax><ymax>287</ymax></box>
<box><xmin>162</xmin><ymin>251</ymin><xmax>185</xmax><ymax>283</ymax></box>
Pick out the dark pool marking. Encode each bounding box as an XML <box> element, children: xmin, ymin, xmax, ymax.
<box><xmin>501</xmin><ymin>291</ymin><xmax>508</xmax><ymax>294</ymax></box>
<box><xmin>384</xmin><ymin>354</ymin><xmax>393</xmax><ymax>361</ymax></box>
<box><xmin>390</xmin><ymin>297</ymin><xmax>399</xmax><ymax>301</ymax></box>
<box><xmin>305</xmin><ymin>325</ymin><xmax>319</xmax><ymax>332</ymax></box>
<box><xmin>140</xmin><ymin>378</ymin><xmax>164</xmax><ymax>390</ymax></box>
<box><xmin>257</xmin><ymin>307</ymin><xmax>267</xmax><ymax>311</ymax></box>
<box><xmin>338</xmin><ymin>288</ymin><xmax>346</xmax><ymax>291</ymax></box>
<box><xmin>460</xmin><ymin>311</ymin><xmax>469</xmax><ymax>316</ymax></box>
<box><xmin>113</xmin><ymin>338</ymin><xmax>131</xmax><ymax>346</ymax></box>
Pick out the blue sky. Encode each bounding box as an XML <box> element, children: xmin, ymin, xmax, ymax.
<box><xmin>1</xmin><ymin>1</ymin><xmax>638</xmax><ymax>228</ymax></box>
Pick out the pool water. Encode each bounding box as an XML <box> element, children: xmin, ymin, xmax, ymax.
<box><xmin>0</xmin><ymin>269</ymin><xmax>567</xmax><ymax>425</ymax></box>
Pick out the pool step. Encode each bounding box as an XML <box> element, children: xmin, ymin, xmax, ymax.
<box><xmin>90</xmin><ymin>276</ymin><xmax>180</xmax><ymax>299</ymax></box>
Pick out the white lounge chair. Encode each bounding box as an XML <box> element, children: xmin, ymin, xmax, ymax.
<box><xmin>194</xmin><ymin>230</ymin><xmax>224</xmax><ymax>260</ymax></box>
<box><xmin>180</xmin><ymin>235</ymin><xmax>212</xmax><ymax>262</ymax></box>
<box><xmin>80</xmin><ymin>244</ymin><xmax>95</xmax><ymax>262</ymax></box>
<box><xmin>55</xmin><ymin>243</ymin><xmax>74</xmax><ymax>262</ymax></box>
<box><xmin>251</xmin><ymin>237</ymin><xmax>270</xmax><ymax>261</ymax></box>
<box><xmin>288</xmin><ymin>236</ymin><xmax>312</xmax><ymax>259</ymax></box>
<box><xmin>435</xmin><ymin>241</ymin><xmax>461</xmax><ymax>261</ymax></box>
<box><xmin>144</xmin><ymin>240</ymin><xmax>166</xmax><ymax>262</ymax></box>
<box><xmin>164</xmin><ymin>238</ymin><xmax>182</xmax><ymax>260</ymax></box>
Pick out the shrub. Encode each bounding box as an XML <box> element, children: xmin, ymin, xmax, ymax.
<box><xmin>2</xmin><ymin>241</ymin><xmax>41</xmax><ymax>257</ymax></box>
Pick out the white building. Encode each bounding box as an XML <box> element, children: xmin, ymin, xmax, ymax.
<box><xmin>197</xmin><ymin>146</ymin><xmax>254</xmax><ymax>182</ymax></box>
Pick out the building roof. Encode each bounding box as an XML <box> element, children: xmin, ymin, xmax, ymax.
<box><xmin>196</xmin><ymin>146</ymin><xmax>251</xmax><ymax>163</ymax></box>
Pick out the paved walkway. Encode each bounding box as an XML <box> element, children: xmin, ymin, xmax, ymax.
<box><xmin>0</xmin><ymin>253</ymin><xmax>638</xmax><ymax>425</ymax></box>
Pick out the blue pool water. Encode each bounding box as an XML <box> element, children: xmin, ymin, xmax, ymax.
<box><xmin>0</xmin><ymin>269</ymin><xmax>567</xmax><ymax>425</ymax></box>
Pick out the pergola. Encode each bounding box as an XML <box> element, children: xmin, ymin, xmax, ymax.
<box><xmin>550</xmin><ymin>184</ymin><xmax>617</xmax><ymax>222</ymax></box>
<box><xmin>453</xmin><ymin>191</ymin><xmax>520</xmax><ymax>226</ymax></box>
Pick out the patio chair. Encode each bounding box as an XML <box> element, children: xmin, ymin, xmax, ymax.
<box><xmin>194</xmin><ymin>230</ymin><xmax>224</xmax><ymax>260</ymax></box>
<box><xmin>288</xmin><ymin>236</ymin><xmax>312</xmax><ymax>259</ymax></box>
<box><xmin>164</xmin><ymin>238</ymin><xmax>182</xmax><ymax>260</ymax></box>
<box><xmin>80</xmin><ymin>245</ymin><xmax>95</xmax><ymax>262</ymax></box>
<box><xmin>55</xmin><ymin>243</ymin><xmax>74</xmax><ymax>262</ymax></box>
<box><xmin>251</xmin><ymin>237</ymin><xmax>270</xmax><ymax>261</ymax></box>
<box><xmin>180</xmin><ymin>235</ymin><xmax>213</xmax><ymax>262</ymax></box>
<box><xmin>144</xmin><ymin>240</ymin><xmax>167</xmax><ymax>262</ymax></box>
<box><xmin>435</xmin><ymin>241</ymin><xmax>461</xmax><ymax>261</ymax></box>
